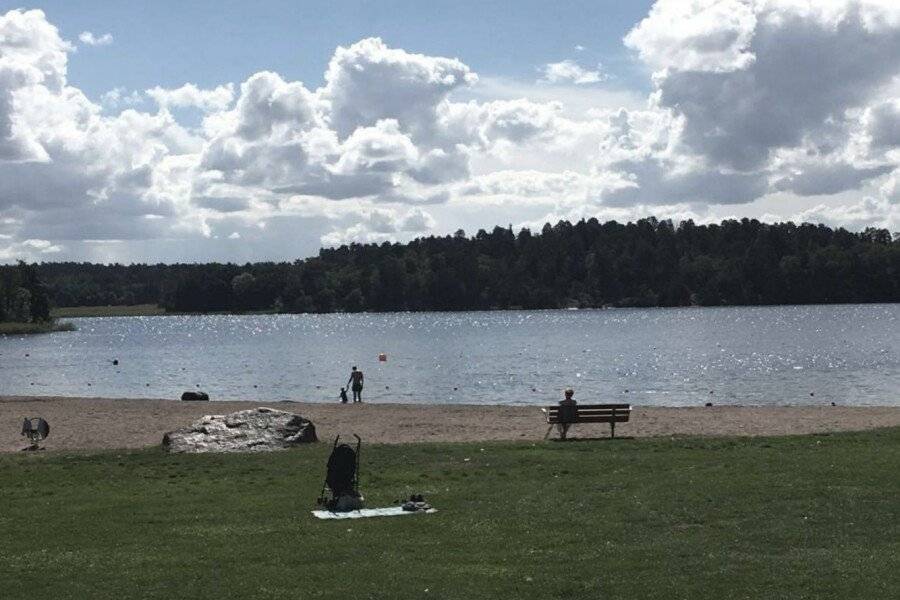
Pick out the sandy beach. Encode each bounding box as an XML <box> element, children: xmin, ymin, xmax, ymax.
<box><xmin>3</xmin><ymin>395</ymin><xmax>900</xmax><ymax>452</ymax></box>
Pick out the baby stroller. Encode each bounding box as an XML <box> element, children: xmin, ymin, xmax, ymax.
<box><xmin>316</xmin><ymin>435</ymin><xmax>364</xmax><ymax>511</ymax></box>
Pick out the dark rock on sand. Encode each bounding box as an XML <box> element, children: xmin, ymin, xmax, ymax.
<box><xmin>181</xmin><ymin>391</ymin><xmax>209</xmax><ymax>401</ymax></box>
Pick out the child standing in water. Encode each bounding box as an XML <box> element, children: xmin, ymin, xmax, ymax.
<box><xmin>339</xmin><ymin>387</ymin><xmax>349</xmax><ymax>404</ymax></box>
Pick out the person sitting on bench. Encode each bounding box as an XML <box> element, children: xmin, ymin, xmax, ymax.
<box><xmin>557</xmin><ymin>388</ymin><xmax>577</xmax><ymax>439</ymax></box>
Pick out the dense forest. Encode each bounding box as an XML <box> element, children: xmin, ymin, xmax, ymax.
<box><xmin>0</xmin><ymin>262</ymin><xmax>52</xmax><ymax>323</ymax></box>
<box><xmin>3</xmin><ymin>218</ymin><xmax>899</xmax><ymax>317</ymax></box>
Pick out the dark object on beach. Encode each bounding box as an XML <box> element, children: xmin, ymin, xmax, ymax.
<box><xmin>21</xmin><ymin>417</ymin><xmax>50</xmax><ymax>451</ymax></box>
<box><xmin>705</xmin><ymin>402</ymin><xmax>713</xmax><ymax>407</ymax></box>
<box><xmin>112</xmin><ymin>359</ymin><xmax>119</xmax><ymax>366</ymax></box>
<box><xmin>181</xmin><ymin>391</ymin><xmax>209</xmax><ymax>401</ymax></box>
<box><xmin>831</xmin><ymin>402</ymin><xmax>836</xmax><ymax>406</ymax></box>
<box><xmin>317</xmin><ymin>435</ymin><xmax>364</xmax><ymax>512</ymax></box>
<box><xmin>543</xmin><ymin>403</ymin><xmax>631</xmax><ymax>440</ymax></box>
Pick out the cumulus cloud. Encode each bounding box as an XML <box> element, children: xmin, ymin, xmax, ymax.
<box><xmin>78</xmin><ymin>31</ymin><xmax>113</xmax><ymax>46</ymax></box>
<box><xmin>1</xmin><ymin>5</ymin><xmax>899</xmax><ymax>263</ymax></box>
<box><xmin>541</xmin><ymin>60</ymin><xmax>606</xmax><ymax>85</ymax></box>
<box><xmin>0</xmin><ymin>9</ymin><xmax>71</xmax><ymax>162</ymax></box>
<box><xmin>100</xmin><ymin>87</ymin><xmax>143</xmax><ymax>108</ymax></box>
<box><xmin>319</xmin><ymin>207</ymin><xmax>436</xmax><ymax>246</ymax></box>
<box><xmin>0</xmin><ymin>237</ymin><xmax>62</xmax><ymax>260</ymax></box>
<box><xmin>793</xmin><ymin>195</ymin><xmax>899</xmax><ymax>232</ymax></box>
<box><xmin>866</xmin><ymin>99</ymin><xmax>900</xmax><ymax>148</ymax></box>
<box><xmin>625</xmin><ymin>0</ymin><xmax>900</xmax><ymax>171</ymax></box>
<box><xmin>321</xmin><ymin>37</ymin><xmax>477</xmax><ymax>140</ymax></box>
<box><xmin>146</xmin><ymin>83</ymin><xmax>234</xmax><ymax>112</ymax></box>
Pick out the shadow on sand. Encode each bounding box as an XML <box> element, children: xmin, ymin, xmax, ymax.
<box><xmin>548</xmin><ymin>436</ymin><xmax>635</xmax><ymax>443</ymax></box>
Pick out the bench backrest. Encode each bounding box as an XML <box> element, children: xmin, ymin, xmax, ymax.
<box><xmin>543</xmin><ymin>403</ymin><xmax>631</xmax><ymax>424</ymax></box>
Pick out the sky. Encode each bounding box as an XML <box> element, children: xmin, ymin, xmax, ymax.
<box><xmin>0</xmin><ymin>1</ymin><xmax>898</xmax><ymax>264</ymax></box>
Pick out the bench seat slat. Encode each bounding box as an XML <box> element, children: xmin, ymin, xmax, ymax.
<box><xmin>543</xmin><ymin>404</ymin><xmax>632</xmax><ymax>424</ymax></box>
<box><xmin>556</xmin><ymin>403</ymin><xmax>631</xmax><ymax>409</ymax></box>
<box><xmin>542</xmin><ymin>404</ymin><xmax>631</xmax><ymax>411</ymax></box>
<box><xmin>546</xmin><ymin>416</ymin><xmax>630</xmax><ymax>424</ymax></box>
<box><xmin>549</xmin><ymin>409</ymin><xmax>630</xmax><ymax>416</ymax></box>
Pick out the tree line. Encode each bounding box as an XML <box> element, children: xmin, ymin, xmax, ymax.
<box><xmin>3</xmin><ymin>218</ymin><xmax>898</xmax><ymax>317</ymax></box>
<box><xmin>0</xmin><ymin>262</ymin><xmax>51</xmax><ymax>323</ymax></box>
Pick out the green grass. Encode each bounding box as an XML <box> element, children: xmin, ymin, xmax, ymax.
<box><xmin>50</xmin><ymin>304</ymin><xmax>165</xmax><ymax>318</ymax></box>
<box><xmin>1</xmin><ymin>429</ymin><xmax>898</xmax><ymax>600</ymax></box>
<box><xmin>0</xmin><ymin>319</ymin><xmax>76</xmax><ymax>335</ymax></box>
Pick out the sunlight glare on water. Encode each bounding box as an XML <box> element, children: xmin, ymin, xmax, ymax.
<box><xmin>0</xmin><ymin>305</ymin><xmax>897</xmax><ymax>406</ymax></box>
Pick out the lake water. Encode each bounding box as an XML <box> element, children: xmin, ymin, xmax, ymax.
<box><xmin>0</xmin><ymin>305</ymin><xmax>897</xmax><ymax>406</ymax></box>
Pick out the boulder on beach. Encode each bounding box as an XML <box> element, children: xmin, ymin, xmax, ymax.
<box><xmin>181</xmin><ymin>391</ymin><xmax>209</xmax><ymax>401</ymax></box>
<box><xmin>162</xmin><ymin>407</ymin><xmax>317</xmax><ymax>453</ymax></box>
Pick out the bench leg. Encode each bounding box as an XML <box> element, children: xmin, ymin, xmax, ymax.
<box><xmin>610</xmin><ymin>421</ymin><xmax>615</xmax><ymax>439</ymax></box>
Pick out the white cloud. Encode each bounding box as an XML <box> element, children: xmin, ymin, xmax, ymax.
<box><xmin>0</xmin><ymin>9</ymin><xmax>70</xmax><ymax>162</ymax></box>
<box><xmin>321</xmin><ymin>37</ymin><xmax>477</xmax><ymax>140</ymax></box>
<box><xmin>625</xmin><ymin>0</ymin><xmax>900</xmax><ymax>171</ymax></box>
<box><xmin>624</xmin><ymin>0</ymin><xmax>757</xmax><ymax>73</ymax></box>
<box><xmin>866</xmin><ymin>99</ymin><xmax>900</xmax><ymax>149</ymax></box>
<box><xmin>100</xmin><ymin>87</ymin><xmax>143</xmax><ymax>108</ymax></box>
<box><xmin>319</xmin><ymin>207</ymin><xmax>436</xmax><ymax>247</ymax></box>
<box><xmin>793</xmin><ymin>195</ymin><xmax>899</xmax><ymax>232</ymax></box>
<box><xmin>0</xmin><ymin>237</ymin><xmax>62</xmax><ymax>260</ymax></box>
<box><xmin>146</xmin><ymin>83</ymin><xmax>234</xmax><ymax>112</ymax></box>
<box><xmin>21</xmin><ymin>238</ymin><xmax>61</xmax><ymax>252</ymax></box>
<box><xmin>78</xmin><ymin>31</ymin><xmax>113</xmax><ymax>47</ymax></box>
<box><xmin>1</xmin><ymin>5</ymin><xmax>898</xmax><ymax>263</ymax></box>
<box><xmin>541</xmin><ymin>60</ymin><xmax>606</xmax><ymax>85</ymax></box>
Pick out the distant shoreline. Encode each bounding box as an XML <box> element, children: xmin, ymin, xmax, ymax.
<box><xmin>0</xmin><ymin>320</ymin><xmax>76</xmax><ymax>335</ymax></box>
<box><xmin>3</xmin><ymin>395</ymin><xmax>899</xmax><ymax>453</ymax></box>
<box><xmin>49</xmin><ymin>300</ymin><xmax>900</xmax><ymax>320</ymax></box>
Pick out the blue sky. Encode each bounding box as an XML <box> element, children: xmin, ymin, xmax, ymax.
<box><xmin>13</xmin><ymin>1</ymin><xmax>654</xmax><ymax>100</ymax></box>
<box><xmin>0</xmin><ymin>1</ymin><xmax>897</xmax><ymax>263</ymax></box>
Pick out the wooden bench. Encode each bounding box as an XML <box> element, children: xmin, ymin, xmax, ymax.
<box><xmin>542</xmin><ymin>403</ymin><xmax>632</xmax><ymax>439</ymax></box>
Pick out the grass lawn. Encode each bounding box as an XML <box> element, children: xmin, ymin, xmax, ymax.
<box><xmin>1</xmin><ymin>429</ymin><xmax>898</xmax><ymax>600</ymax></box>
<box><xmin>50</xmin><ymin>304</ymin><xmax>166</xmax><ymax>318</ymax></box>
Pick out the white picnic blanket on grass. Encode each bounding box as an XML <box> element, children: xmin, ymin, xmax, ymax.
<box><xmin>312</xmin><ymin>506</ymin><xmax>437</xmax><ymax>520</ymax></box>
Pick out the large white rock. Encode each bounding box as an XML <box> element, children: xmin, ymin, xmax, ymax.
<box><xmin>162</xmin><ymin>407</ymin><xmax>317</xmax><ymax>453</ymax></box>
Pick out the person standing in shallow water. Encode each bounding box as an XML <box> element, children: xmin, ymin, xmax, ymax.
<box><xmin>347</xmin><ymin>366</ymin><xmax>364</xmax><ymax>403</ymax></box>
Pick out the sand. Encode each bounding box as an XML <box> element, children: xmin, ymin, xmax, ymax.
<box><xmin>3</xmin><ymin>395</ymin><xmax>900</xmax><ymax>453</ymax></box>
